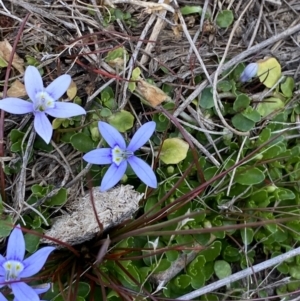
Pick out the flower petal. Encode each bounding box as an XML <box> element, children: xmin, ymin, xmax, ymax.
<box><xmin>6</xmin><ymin>225</ymin><xmax>25</xmax><ymax>261</ymax></box>
<box><xmin>240</xmin><ymin>63</ymin><xmax>258</xmax><ymax>82</ymax></box>
<box><xmin>0</xmin><ymin>292</ymin><xmax>7</xmax><ymax>301</ymax></box>
<box><xmin>11</xmin><ymin>282</ymin><xmax>39</xmax><ymax>301</ymax></box>
<box><xmin>0</xmin><ymin>98</ymin><xmax>33</xmax><ymax>114</ymax></box>
<box><xmin>34</xmin><ymin>112</ymin><xmax>53</xmax><ymax>144</ymax></box>
<box><xmin>24</xmin><ymin>66</ymin><xmax>44</xmax><ymax>101</ymax></box>
<box><xmin>100</xmin><ymin>161</ymin><xmax>127</xmax><ymax>191</ymax></box>
<box><xmin>46</xmin><ymin>102</ymin><xmax>86</xmax><ymax>118</ymax></box>
<box><xmin>127</xmin><ymin>121</ymin><xmax>156</xmax><ymax>152</ymax></box>
<box><xmin>98</xmin><ymin>122</ymin><xmax>126</xmax><ymax>149</ymax></box>
<box><xmin>127</xmin><ymin>156</ymin><xmax>157</xmax><ymax>188</ymax></box>
<box><xmin>20</xmin><ymin>247</ymin><xmax>55</xmax><ymax>278</ymax></box>
<box><xmin>45</xmin><ymin>74</ymin><xmax>71</xmax><ymax>100</ymax></box>
<box><xmin>83</xmin><ymin>148</ymin><xmax>112</xmax><ymax>165</ymax></box>
<box><xmin>32</xmin><ymin>283</ymin><xmax>51</xmax><ymax>295</ymax></box>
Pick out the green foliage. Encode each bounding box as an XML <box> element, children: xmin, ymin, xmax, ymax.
<box><xmin>216</xmin><ymin>10</ymin><xmax>234</xmax><ymax>28</ymax></box>
<box><xmin>180</xmin><ymin>6</ymin><xmax>203</xmax><ymax>15</ymax></box>
<box><xmin>159</xmin><ymin>138</ymin><xmax>189</xmax><ymax>164</ymax></box>
<box><xmin>107</xmin><ymin>110</ymin><xmax>134</xmax><ymax>132</ymax></box>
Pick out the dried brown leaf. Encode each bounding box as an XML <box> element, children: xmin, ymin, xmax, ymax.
<box><xmin>137</xmin><ymin>80</ymin><xmax>171</xmax><ymax>107</ymax></box>
<box><xmin>7</xmin><ymin>80</ymin><xmax>26</xmax><ymax>97</ymax></box>
<box><xmin>67</xmin><ymin>80</ymin><xmax>77</xmax><ymax>100</ymax></box>
<box><xmin>0</xmin><ymin>39</ymin><xmax>24</xmax><ymax>74</ymax></box>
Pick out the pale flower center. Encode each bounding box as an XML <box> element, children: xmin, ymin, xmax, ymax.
<box><xmin>3</xmin><ymin>260</ymin><xmax>24</xmax><ymax>281</ymax></box>
<box><xmin>34</xmin><ymin>91</ymin><xmax>55</xmax><ymax>112</ymax></box>
<box><xmin>112</xmin><ymin>145</ymin><xmax>133</xmax><ymax>166</ymax></box>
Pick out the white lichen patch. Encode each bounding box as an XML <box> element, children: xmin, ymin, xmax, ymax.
<box><xmin>43</xmin><ymin>185</ymin><xmax>143</xmax><ymax>246</ymax></box>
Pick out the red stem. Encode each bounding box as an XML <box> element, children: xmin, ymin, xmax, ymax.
<box><xmin>0</xmin><ymin>14</ymin><xmax>31</xmax><ymax>201</ymax></box>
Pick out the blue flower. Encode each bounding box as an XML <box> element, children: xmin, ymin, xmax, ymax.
<box><xmin>83</xmin><ymin>121</ymin><xmax>157</xmax><ymax>191</ymax></box>
<box><xmin>0</xmin><ymin>225</ymin><xmax>55</xmax><ymax>301</ymax></box>
<box><xmin>240</xmin><ymin>62</ymin><xmax>258</xmax><ymax>82</ymax></box>
<box><xmin>0</xmin><ymin>66</ymin><xmax>86</xmax><ymax>144</ymax></box>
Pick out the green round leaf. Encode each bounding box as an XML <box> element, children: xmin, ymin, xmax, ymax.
<box><xmin>235</xmin><ymin>167</ymin><xmax>265</xmax><ymax>185</ymax></box>
<box><xmin>240</xmin><ymin>228</ymin><xmax>254</xmax><ymax>245</ymax></box>
<box><xmin>290</xmin><ymin>266</ymin><xmax>300</xmax><ymax>280</ymax></box>
<box><xmin>181</xmin><ymin>5</ymin><xmax>202</xmax><ymax>15</ymax></box>
<box><xmin>216</xmin><ymin>10</ymin><xmax>234</xmax><ymax>28</ymax></box>
<box><xmin>200</xmin><ymin>87</ymin><xmax>214</xmax><ymax>109</ymax></box>
<box><xmin>231</xmin><ymin>113</ymin><xmax>255</xmax><ymax>131</ymax></box>
<box><xmin>9</xmin><ymin>129</ymin><xmax>25</xmax><ymax>143</ymax></box>
<box><xmin>233</xmin><ymin>94</ymin><xmax>250</xmax><ymax>112</ymax></box>
<box><xmin>107</xmin><ymin>110</ymin><xmax>134</xmax><ymax>132</ymax></box>
<box><xmin>46</xmin><ymin>188</ymin><xmax>67</xmax><ymax>206</ymax></box>
<box><xmin>281</xmin><ymin>77</ymin><xmax>294</xmax><ymax>97</ymax></box>
<box><xmin>214</xmin><ymin>260</ymin><xmax>232</xmax><ymax>279</ymax></box>
<box><xmin>256</xmin><ymin>97</ymin><xmax>284</xmax><ymax>117</ymax></box>
<box><xmin>70</xmin><ymin>133</ymin><xmax>97</xmax><ymax>153</ymax></box>
<box><xmin>160</xmin><ymin>138</ymin><xmax>189</xmax><ymax>164</ymax></box>
<box><xmin>174</xmin><ymin>274</ymin><xmax>191</xmax><ymax>289</ymax></box>
<box><xmin>241</xmin><ymin>107</ymin><xmax>261</xmax><ymax>122</ymax></box>
<box><xmin>0</xmin><ymin>216</ymin><xmax>13</xmax><ymax>237</ymax></box>
<box><xmin>25</xmin><ymin>229</ymin><xmax>42</xmax><ymax>253</ymax></box>
<box><xmin>131</xmin><ymin>67</ymin><xmax>141</xmax><ymax>80</ymax></box>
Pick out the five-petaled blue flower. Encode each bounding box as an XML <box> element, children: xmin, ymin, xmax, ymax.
<box><xmin>240</xmin><ymin>62</ymin><xmax>258</xmax><ymax>82</ymax></box>
<box><xmin>0</xmin><ymin>66</ymin><xmax>86</xmax><ymax>144</ymax></box>
<box><xmin>83</xmin><ymin>121</ymin><xmax>158</xmax><ymax>191</ymax></box>
<box><xmin>0</xmin><ymin>225</ymin><xmax>55</xmax><ymax>301</ymax></box>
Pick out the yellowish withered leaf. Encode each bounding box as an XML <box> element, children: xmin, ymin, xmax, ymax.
<box><xmin>257</xmin><ymin>57</ymin><xmax>281</xmax><ymax>88</ymax></box>
<box><xmin>0</xmin><ymin>39</ymin><xmax>24</xmax><ymax>74</ymax></box>
<box><xmin>136</xmin><ymin>80</ymin><xmax>170</xmax><ymax>107</ymax></box>
<box><xmin>67</xmin><ymin>80</ymin><xmax>77</xmax><ymax>100</ymax></box>
<box><xmin>7</xmin><ymin>80</ymin><xmax>26</xmax><ymax>97</ymax></box>
<box><xmin>159</xmin><ymin>138</ymin><xmax>189</xmax><ymax>164</ymax></box>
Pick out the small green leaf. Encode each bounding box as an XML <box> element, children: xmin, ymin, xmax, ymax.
<box><xmin>74</xmin><ymin>282</ymin><xmax>90</xmax><ymax>298</ymax></box>
<box><xmin>160</xmin><ymin>138</ymin><xmax>189</xmax><ymax>164</ymax></box>
<box><xmin>236</xmin><ymin>167</ymin><xmax>265</xmax><ymax>185</ymax></box>
<box><xmin>131</xmin><ymin>67</ymin><xmax>141</xmax><ymax>80</ymax></box>
<box><xmin>25</xmin><ymin>229</ymin><xmax>41</xmax><ymax>253</ymax></box>
<box><xmin>181</xmin><ymin>5</ymin><xmax>202</xmax><ymax>15</ymax></box>
<box><xmin>100</xmin><ymin>108</ymin><xmax>112</xmax><ymax>118</ymax></box>
<box><xmin>200</xmin><ymin>87</ymin><xmax>214</xmax><ymax>109</ymax></box>
<box><xmin>46</xmin><ymin>188</ymin><xmax>67</xmax><ymax>206</ymax></box>
<box><xmin>233</xmin><ymin>94</ymin><xmax>250</xmax><ymax>112</ymax></box>
<box><xmin>240</xmin><ymin>228</ymin><xmax>254</xmax><ymax>245</ymax></box>
<box><xmin>70</xmin><ymin>133</ymin><xmax>97</xmax><ymax>153</ymax></box>
<box><xmin>166</xmin><ymin>250</ymin><xmax>179</xmax><ymax>262</ymax></box>
<box><xmin>231</xmin><ymin>113</ymin><xmax>255</xmax><ymax>131</ymax></box>
<box><xmin>10</xmin><ymin>141</ymin><xmax>22</xmax><ymax>153</ymax></box>
<box><xmin>174</xmin><ymin>274</ymin><xmax>191</xmax><ymax>289</ymax></box>
<box><xmin>257</xmin><ymin>97</ymin><xmax>284</xmax><ymax>117</ymax></box>
<box><xmin>105</xmin><ymin>46</ymin><xmax>129</xmax><ymax>67</ymax></box>
<box><xmin>214</xmin><ymin>260</ymin><xmax>232</xmax><ymax>279</ymax></box>
<box><xmin>199</xmin><ymin>241</ymin><xmax>222</xmax><ymax>262</ymax></box>
<box><xmin>0</xmin><ymin>216</ymin><xmax>13</xmax><ymax>237</ymax></box>
<box><xmin>9</xmin><ymin>129</ymin><xmax>25</xmax><ymax>143</ymax></box>
<box><xmin>281</xmin><ymin>76</ymin><xmax>294</xmax><ymax>97</ymax></box>
<box><xmin>257</xmin><ymin>128</ymin><xmax>271</xmax><ymax>145</ymax></box>
<box><xmin>241</xmin><ymin>107</ymin><xmax>261</xmax><ymax>122</ymax></box>
<box><xmin>0</xmin><ymin>56</ymin><xmax>8</xmax><ymax>67</ymax></box>
<box><xmin>52</xmin><ymin>118</ymin><xmax>64</xmax><ymax>130</ymax></box>
<box><xmin>290</xmin><ymin>266</ymin><xmax>300</xmax><ymax>279</ymax></box>
<box><xmin>107</xmin><ymin>110</ymin><xmax>134</xmax><ymax>132</ymax></box>
<box><xmin>216</xmin><ymin>10</ymin><xmax>234</xmax><ymax>28</ymax></box>
<box><xmin>217</xmin><ymin>80</ymin><xmax>232</xmax><ymax>92</ymax></box>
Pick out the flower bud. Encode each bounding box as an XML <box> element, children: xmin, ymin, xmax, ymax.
<box><xmin>240</xmin><ymin>63</ymin><xmax>258</xmax><ymax>82</ymax></box>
